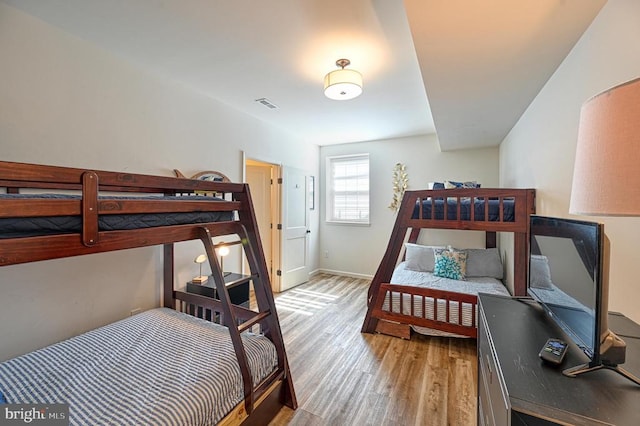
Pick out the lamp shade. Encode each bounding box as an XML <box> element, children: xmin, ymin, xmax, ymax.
<box><xmin>217</xmin><ymin>245</ymin><xmax>230</xmax><ymax>257</ymax></box>
<box><xmin>324</xmin><ymin>63</ymin><xmax>363</xmax><ymax>101</ymax></box>
<box><xmin>570</xmin><ymin>77</ymin><xmax>640</xmax><ymax>216</ymax></box>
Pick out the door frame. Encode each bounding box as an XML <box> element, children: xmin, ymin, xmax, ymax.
<box><xmin>243</xmin><ymin>153</ymin><xmax>282</xmax><ymax>292</ymax></box>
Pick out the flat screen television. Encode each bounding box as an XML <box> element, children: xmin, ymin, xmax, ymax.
<box><xmin>528</xmin><ymin>215</ymin><xmax>638</xmax><ymax>383</ymax></box>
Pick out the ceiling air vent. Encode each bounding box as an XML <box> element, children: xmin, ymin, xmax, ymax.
<box><xmin>255</xmin><ymin>98</ymin><xmax>278</xmax><ymax>110</ymax></box>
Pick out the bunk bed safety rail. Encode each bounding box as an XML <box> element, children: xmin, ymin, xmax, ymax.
<box><xmin>372</xmin><ymin>283</ymin><xmax>479</xmax><ymax>338</ymax></box>
<box><xmin>405</xmin><ymin>188</ymin><xmax>535</xmax><ymax>233</ymax></box>
<box><xmin>0</xmin><ymin>160</ymin><xmax>246</xmax><ymax>194</ymax></box>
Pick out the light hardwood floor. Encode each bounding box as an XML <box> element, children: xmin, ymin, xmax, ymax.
<box><xmin>268</xmin><ymin>273</ymin><xmax>478</xmax><ymax>426</ymax></box>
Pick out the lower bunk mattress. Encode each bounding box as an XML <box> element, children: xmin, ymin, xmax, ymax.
<box><xmin>0</xmin><ymin>308</ymin><xmax>277</xmax><ymax>425</ymax></box>
<box><xmin>384</xmin><ymin>262</ymin><xmax>510</xmax><ymax>337</ymax></box>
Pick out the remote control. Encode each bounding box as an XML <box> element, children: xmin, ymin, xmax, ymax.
<box><xmin>539</xmin><ymin>338</ymin><xmax>568</xmax><ymax>365</ymax></box>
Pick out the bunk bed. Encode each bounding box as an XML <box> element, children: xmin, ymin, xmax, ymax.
<box><xmin>362</xmin><ymin>188</ymin><xmax>536</xmax><ymax>339</ymax></box>
<box><xmin>0</xmin><ymin>160</ymin><xmax>297</xmax><ymax>425</ymax></box>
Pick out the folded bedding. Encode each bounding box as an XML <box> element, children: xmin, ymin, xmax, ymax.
<box><xmin>0</xmin><ymin>194</ymin><xmax>234</xmax><ymax>238</ymax></box>
<box><xmin>0</xmin><ymin>308</ymin><xmax>277</xmax><ymax>425</ymax></box>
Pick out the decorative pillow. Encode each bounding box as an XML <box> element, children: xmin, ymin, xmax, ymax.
<box><xmin>428</xmin><ymin>182</ymin><xmax>445</xmax><ymax>190</ymax></box>
<box><xmin>530</xmin><ymin>255</ymin><xmax>554</xmax><ymax>289</ymax></box>
<box><xmin>445</xmin><ymin>180</ymin><xmax>480</xmax><ymax>189</ymax></box>
<box><xmin>444</xmin><ymin>180</ymin><xmax>463</xmax><ymax>189</ymax></box>
<box><xmin>465</xmin><ymin>248</ymin><xmax>503</xmax><ymax>279</ymax></box>
<box><xmin>433</xmin><ymin>248</ymin><xmax>467</xmax><ymax>280</ymax></box>
<box><xmin>405</xmin><ymin>243</ymin><xmax>445</xmax><ymax>272</ymax></box>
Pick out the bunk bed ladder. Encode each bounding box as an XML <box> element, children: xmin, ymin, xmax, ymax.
<box><xmin>233</xmin><ymin>185</ymin><xmax>297</xmax><ymax>411</ymax></box>
<box><xmin>198</xmin><ymin>227</ymin><xmax>255</xmax><ymax>414</ymax></box>
<box><xmin>196</xmin><ymin>222</ymin><xmax>297</xmax><ymax>413</ymax></box>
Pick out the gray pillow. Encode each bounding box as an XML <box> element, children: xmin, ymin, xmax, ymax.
<box><xmin>404</xmin><ymin>243</ymin><xmax>445</xmax><ymax>272</ymax></box>
<box><xmin>530</xmin><ymin>255</ymin><xmax>554</xmax><ymax>289</ymax></box>
<box><xmin>465</xmin><ymin>247</ymin><xmax>504</xmax><ymax>279</ymax></box>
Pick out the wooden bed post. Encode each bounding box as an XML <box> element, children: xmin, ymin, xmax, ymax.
<box><xmin>513</xmin><ymin>233</ymin><xmax>527</xmax><ymax>296</ymax></box>
<box><xmin>163</xmin><ymin>243</ymin><xmax>175</xmax><ymax>309</ymax></box>
<box><xmin>486</xmin><ymin>231</ymin><xmax>497</xmax><ymax>248</ymax></box>
<box><xmin>362</xmin><ymin>192</ymin><xmax>415</xmax><ymax>334</ymax></box>
<box><xmin>513</xmin><ymin>190</ymin><xmax>535</xmax><ymax>296</ymax></box>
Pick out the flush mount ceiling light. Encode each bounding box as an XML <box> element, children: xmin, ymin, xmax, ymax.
<box><xmin>324</xmin><ymin>59</ymin><xmax>363</xmax><ymax>100</ymax></box>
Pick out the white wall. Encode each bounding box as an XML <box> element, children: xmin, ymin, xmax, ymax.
<box><xmin>500</xmin><ymin>0</ymin><xmax>640</xmax><ymax>323</ymax></box>
<box><xmin>0</xmin><ymin>3</ymin><xmax>319</xmax><ymax>361</ymax></box>
<box><xmin>320</xmin><ymin>135</ymin><xmax>500</xmax><ymax>278</ymax></box>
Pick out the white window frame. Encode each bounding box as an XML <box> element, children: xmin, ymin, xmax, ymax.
<box><xmin>326</xmin><ymin>153</ymin><xmax>370</xmax><ymax>225</ymax></box>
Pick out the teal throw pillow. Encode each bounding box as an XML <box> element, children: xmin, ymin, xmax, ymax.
<box><xmin>433</xmin><ymin>248</ymin><xmax>467</xmax><ymax>281</ymax></box>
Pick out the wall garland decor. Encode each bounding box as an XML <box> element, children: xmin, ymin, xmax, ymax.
<box><xmin>388</xmin><ymin>163</ymin><xmax>408</xmax><ymax>212</ymax></box>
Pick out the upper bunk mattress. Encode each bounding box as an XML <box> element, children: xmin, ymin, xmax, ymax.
<box><xmin>412</xmin><ymin>197</ymin><xmax>515</xmax><ymax>221</ymax></box>
<box><xmin>0</xmin><ymin>308</ymin><xmax>277</xmax><ymax>425</ymax></box>
<box><xmin>0</xmin><ymin>194</ymin><xmax>234</xmax><ymax>238</ymax></box>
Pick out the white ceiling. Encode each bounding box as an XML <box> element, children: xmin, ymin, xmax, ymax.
<box><xmin>3</xmin><ymin>0</ymin><xmax>605</xmax><ymax>150</ymax></box>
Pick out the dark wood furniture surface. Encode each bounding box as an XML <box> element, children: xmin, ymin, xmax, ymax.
<box><xmin>187</xmin><ymin>273</ymin><xmax>251</xmax><ymax>322</ymax></box>
<box><xmin>187</xmin><ymin>272</ymin><xmax>251</xmax><ymax>307</ymax></box>
<box><xmin>478</xmin><ymin>293</ymin><xmax>640</xmax><ymax>426</ymax></box>
<box><xmin>362</xmin><ymin>188</ymin><xmax>536</xmax><ymax>339</ymax></box>
<box><xmin>0</xmin><ymin>160</ymin><xmax>296</xmax><ymax>424</ymax></box>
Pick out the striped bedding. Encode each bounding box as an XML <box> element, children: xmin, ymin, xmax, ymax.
<box><xmin>384</xmin><ymin>262</ymin><xmax>510</xmax><ymax>337</ymax></box>
<box><xmin>0</xmin><ymin>308</ymin><xmax>277</xmax><ymax>425</ymax></box>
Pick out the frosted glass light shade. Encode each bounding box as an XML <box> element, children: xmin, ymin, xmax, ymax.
<box><xmin>217</xmin><ymin>245</ymin><xmax>230</xmax><ymax>257</ymax></box>
<box><xmin>570</xmin><ymin>77</ymin><xmax>640</xmax><ymax>216</ymax></box>
<box><xmin>324</xmin><ymin>68</ymin><xmax>363</xmax><ymax>100</ymax></box>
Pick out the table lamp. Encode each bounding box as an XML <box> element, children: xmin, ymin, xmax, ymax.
<box><xmin>192</xmin><ymin>254</ymin><xmax>208</xmax><ymax>283</ymax></box>
<box><xmin>569</xmin><ymin>76</ymin><xmax>640</xmax><ymax>384</ymax></box>
<box><xmin>217</xmin><ymin>244</ymin><xmax>230</xmax><ymax>276</ymax></box>
<box><xmin>570</xmin><ymin>77</ymin><xmax>640</xmax><ymax>216</ymax></box>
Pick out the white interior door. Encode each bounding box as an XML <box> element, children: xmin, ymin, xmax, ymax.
<box><xmin>280</xmin><ymin>166</ymin><xmax>310</xmax><ymax>291</ymax></box>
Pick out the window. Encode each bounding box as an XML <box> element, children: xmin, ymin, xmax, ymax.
<box><xmin>326</xmin><ymin>154</ymin><xmax>369</xmax><ymax>224</ymax></box>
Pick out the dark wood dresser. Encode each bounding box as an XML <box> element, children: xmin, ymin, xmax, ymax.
<box><xmin>478</xmin><ymin>293</ymin><xmax>640</xmax><ymax>425</ymax></box>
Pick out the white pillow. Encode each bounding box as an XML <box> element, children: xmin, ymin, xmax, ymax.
<box><xmin>465</xmin><ymin>248</ymin><xmax>504</xmax><ymax>279</ymax></box>
<box><xmin>404</xmin><ymin>243</ymin><xmax>445</xmax><ymax>272</ymax></box>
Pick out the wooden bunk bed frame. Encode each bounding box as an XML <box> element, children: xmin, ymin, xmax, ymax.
<box><xmin>362</xmin><ymin>188</ymin><xmax>536</xmax><ymax>339</ymax></box>
<box><xmin>0</xmin><ymin>160</ymin><xmax>296</xmax><ymax>424</ymax></box>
